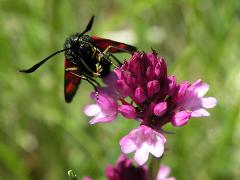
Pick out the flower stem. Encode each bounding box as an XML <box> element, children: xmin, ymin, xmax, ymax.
<box><xmin>147</xmin><ymin>155</ymin><xmax>162</xmax><ymax>180</ymax></box>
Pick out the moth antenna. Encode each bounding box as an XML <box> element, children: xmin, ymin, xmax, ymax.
<box><xmin>19</xmin><ymin>48</ymin><xmax>69</xmax><ymax>73</ymax></box>
<box><xmin>76</xmin><ymin>15</ymin><xmax>95</xmax><ymax>42</ymax></box>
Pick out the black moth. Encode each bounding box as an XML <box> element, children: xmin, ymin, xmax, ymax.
<box><xmin>20</xmin><ymin>16</ymin><xmax>137</xmax><ymax>102</ymax></box>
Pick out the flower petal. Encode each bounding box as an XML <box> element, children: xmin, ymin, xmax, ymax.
<box><xmin>157</xmin><ymin>165</ymin><xmax>171</xmax><ymax>179</ymax></box>
<box><xmin>167</xmin><ymin>76</ymin><xmax>177</xmax><ymax>95</ymax></box>
<box><xmin>89</xmin><ymin>112</ymin><xmax>117</xmax><ymax>124</ymax></box>
<box><xmin>116</xmin><ymin>80</ymin><xmax>132</xmax><ymax>97</ymax></box>
<box><xmin>103</xmin><ymin>71</ymin><xmax>118</xmax><ymax>86</ymax></box>
<box><xmin>192</xmin><ymin>80</ymin><xmax>209</xmax><ymax>97</ymax></box>
<box><xmin>120</xmin><ymin>136</ymin><xmax>137</xmax><ymax>153</ymax></box>
<box><xmin>83</xmin><ymin>104</ymin><xmax>101</xmax><ymax>116</ymax></box>
<box><xmin>171</xmin><ymin>111</ymin><xmax>191</xmax><ymax>126</ymax></box>
<box><xmin>154</xmin><ymin>102</ymin><xmax>167</xmax><ymax>116</ymax></box>
<box><xmin>175</xmin><ymin>81</ymin><xmax>190</xmax><ymax>104</ymax></box>
<box><xmin>134</xmin><ymin>143</ymin><xmax>149</xmax><ymax>166</ymax></box>
<box><xmin>148</xmin><ymin>138</ymin><xmax>165</xmax><ymax>158</ymax></box>
<box><xmin>135</xmin><ymin>86</ymin><xmax>147</xmax><ymax>103</ymax></box>
<box><xmin>97</xmin><ymin>93</ymin><xmax>118</xmax><ymax>116</ymax></box>
<box><xmin>118</xmin><ymin>105</ymin><xmax>136</xmax><ymax>119</ymax></box>
<box><xmin>201</xmin><ymin>97</ymin><xmax>217</xmax><ymax>108</ymax></box>
<box><xmin>147</xmin><ymin>80</ymin><xmax>160</xmax><ymax>97</ymax></box>
<box><xmin>191</xmin><ymin>108</ymin><xmax>210</xmax><ymax>117</ymax></box>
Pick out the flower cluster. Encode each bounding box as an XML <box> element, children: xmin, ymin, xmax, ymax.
<box><xmin>84</xmin><ymin>155</ymin><xmax>175</xmax><ymax>180</ymax></box>
<box><xmin>105</xmin><ymin>155</ymin><xmax>147</xmax><ymax>180</ymax></box>
<box><xmin>84</xmin><ymin>51</ymin><xmax>217</xmax><ymax>165</ymax></box>
<box><xmin>106</xmin><ymin>155</ymin><xmax>175</xmax><ymax>180</ymax></box>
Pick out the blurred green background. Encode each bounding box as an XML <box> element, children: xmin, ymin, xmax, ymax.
<box><xmin>1</xmin><ymin>0</ymin><xmax>240</xmax><ymax>179</ymax></box>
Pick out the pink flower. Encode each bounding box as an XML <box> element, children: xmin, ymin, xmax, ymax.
<box><xmin>157</xmin><ymin>165</ymin><xmax>176</xmax><ymax>180</ymax></box>
<box><xmin>105</xmin><ymin>155</ymin><xmax>147</xmax><ymax>180</ymax></box>
<box><xmin>84</xmin><ymin>91</ymin><xmax>118</xmax><ymax>124</ymax></box>
<box><xmin>181</xmin><ymin>80</ymin><xmax>217</xmax><ymax>117</ymax></box>
<box><xmin>120</xmin><ymin>125</ymin><xmax>166</xmax><ymax>165</ymax></box>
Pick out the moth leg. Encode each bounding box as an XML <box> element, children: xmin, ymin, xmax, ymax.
<box><xmin>103</xmin><ymin>45</ymin><xmax>133</xmax><ymax>54</ymax></box>
<box><xmin>101</xmin><ymin>45</ymin><xmax>135</xmax><ymax>67</ymax></box>
<box><xmin>83</xmin><ymin>73</ymin><xmax>101</xmax><ymax>87</ymax></box>
<box><xmin>65</xmin><ymin>67</ymin><xmax>78</xmax><ymax>71</ymax></box>
<box><xmin>91</xmin><ymin>47</ymin><xmax>97</xmax><ymax>59</ymax></box>
<box><xmin>108</xmin><ymin>53</ymin><xmax>122</xmax><ymax>66</ymax></box>
<box><xmin>103</xmin><ymin>47</ymin><xmax>133</xmax><ymax>77</ymax></box>
<box><xmin>66</xmin><ymin>67</ymin><xmax>100</xmax><ymax>87</ymax></box>
<box><xmin>72</xmin><ymin>53</ymin><xmax>99</xmax><ymax>77</ymax></box>
<box><xmin>81</xmin><ymin>42</ymin><xmax>131</xmax><ymax>74</ymax></box>
<box><xmin>83</xmin><ymin>42</ymin><xmax>119</xmax><ymax>68</ymax></box>
<box><xmin>69</xmin><ymin>72</ymin><xmax>98</xmax><ymax>93</ymax></box>
<box><xmin>69</xmin><ymin>72</ymin><xmax>100</xmax><ymax>99</ymax></box>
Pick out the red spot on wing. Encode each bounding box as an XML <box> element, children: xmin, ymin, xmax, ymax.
<box><xmin>91</xmin><ymin>36</ymin><xmax>137</xmax><ymax>53</ymax></box>
<box><xmin>66</xmin><ymin>82</ymin><xmax>75</xmax><ymax>93</ymax></box>
<box><xmin>64</xmin><ymin>59</ymin><xmax>81</xmax><ymax>103</ymax></box>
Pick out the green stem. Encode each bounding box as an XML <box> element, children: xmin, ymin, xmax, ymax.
<box><xmin>147</xmin><ymin>155</ymin><xmax>163</xmax><ymax>180</ymax></box>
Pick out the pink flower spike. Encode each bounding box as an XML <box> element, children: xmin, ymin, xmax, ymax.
<box><xmin>171</xmin><ymin>111</ymin><xmax>191</xmax><ymax>126</ymax></box>
<box><xmin>84</xmin><ymin>92</ymin><xmax>118</xmax><ymax>124</ymax></box>
<box><xmin>118</xmin><ymin>105</ymin><xmax>136</xmax><ymax>119</ymax></box>
<box><xmin>119</xmin><ymin>125</ymin><xmax>166</xmax><ymax>166</ymax></box>
<box><xmin>157</xmin><ymin>165</ymin><xmax>176</xmax><ymax>180</ymax></box>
